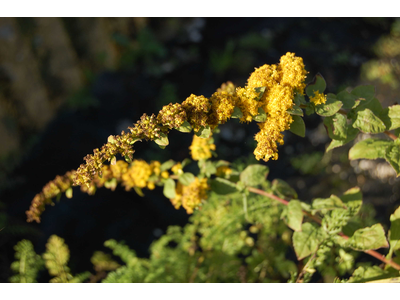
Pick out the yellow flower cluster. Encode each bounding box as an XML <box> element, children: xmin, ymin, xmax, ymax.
<box><xmin>170</xmin><ymin>177</ymin><xmax>209</xmax><ymax>214</ymax></box>
<box><xmin>310</xmin><ymin>91</ymin><xmax>327</xmax><ymax>105</ymax></box>
<box><xmin>246</xmin><ymin>52</ymin><xmax>307</xmax><ymax>161</ymax></box>
<box><xmin>189</xmin><ymin>135</ymin><xmax>216</xmax><ymax>161</ymax></box>
<box><xmin>122</xmin><ymin>160</ymin><xmax>160</xmax><ymax>191</ymax></box>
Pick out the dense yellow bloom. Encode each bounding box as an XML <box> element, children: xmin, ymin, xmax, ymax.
<box><xmin>239</xmin><ymin>52</ymin><xmax>307</xmax><ymax>161</ymax></box>
<box><xmin>161</xmin><ymin>171</ymin><xmax>169</xmax><ymax>179</ymax></box>
<box><xmin>189</xmin><ymin>135</ymin><xmax>216</xmax><ymax>161</ymax></box>
<box><xmin>122</xmin><ymin>160</ymin><xmax>152</xmax><ymax>190</ymax></box>
<box><xmin>310</xmin><ymin>91</ymin><xmax>327</xmax><ymax>105</ymax></box>
<box><xmin>208</xmin><ymin>90</ymin><xmax>237</xmax><ymax>127</ymax></box>
<box><xmin>170</xmin><ymin>177</ymin><xmax>209</xmax><ymax>214</ymax></box>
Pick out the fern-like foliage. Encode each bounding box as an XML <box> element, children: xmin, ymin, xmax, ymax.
<box><xmin>10</xmin><ymin>240</ymin><xmax>43</xmax><ymax>283</ymax></box>
<box><xmin>43</xmin><ymin>235</ymin><xmax>90</xmax><ymax>283</ymax></box>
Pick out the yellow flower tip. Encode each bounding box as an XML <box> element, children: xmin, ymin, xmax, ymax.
<box><xmin>171</xmin><ymin>163</ymin><xmax>183</xmax><ymax>175</ymax></box>
<box><xmin>161</xmin><ymin>171</ymin><xmax>169</xmax><ymax>179</ymax></box>
<box><xmin>310</xmin><ymin>91</ymin><xmax>327</xmax><ymax>106</ymax></box>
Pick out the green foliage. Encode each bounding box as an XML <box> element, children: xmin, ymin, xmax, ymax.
<box><xmin>10</xmin><ymin>240</ymin><xmax>43</xmax><ymax>283</ymax></box>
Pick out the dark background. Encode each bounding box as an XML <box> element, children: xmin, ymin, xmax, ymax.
<box><xmin>1</xmin><ymin>17</ymin><xmax>400</xmax><ymax>282</ymax></box>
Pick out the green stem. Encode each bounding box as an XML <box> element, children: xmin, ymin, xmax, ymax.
<box><xmin>242</xmin><ymin>193</ymin><xmax>248</xmax><ymax>221</ymax></box>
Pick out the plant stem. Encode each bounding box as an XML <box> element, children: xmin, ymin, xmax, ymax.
<box><xmin>247</xmin><ymin>186</ymin><xmax>400</xmax><ymax>272</ymax></box>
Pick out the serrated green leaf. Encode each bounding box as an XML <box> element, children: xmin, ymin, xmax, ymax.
<box><xmin>195</xmin><ymin>126</ymin><xmax>212</xmax><ymax>138</ymax></box>
<box><xmin>336</xmin><ymin>90</ymin><xmax>360</xmax><ymax>110</ymax></box>
<box><xmin>315</xmin><ymin>95</ymin><xmax>343</xmax><ymax>117</ymax></box>
<box><xmin>154</xmin><ymin>132</ymin><xmax>169</xmax><ymax>146</ymax></box>
<box><xmin>350</xmin><ymin>85</ymin><xmax>375</xmax><ymax>102</ymax></box>
<box><xmin>231</xmin><ymin>106</ymin><xmax>243</xmax><ymax>119</ymax></box>
<box><xmin>306</xmin><ymin>73</ymin><xmax>326</xmax><ymax>97</ymax></box>
<box><xmin>163</xmin><ymin>178</ymin><xmax>176</xmax><ymax>199</ymax></box>
<box><xmin>178</xmin><ymin>172</ymin><xmax>195</xmax><ymax>186</ymax></box>
<box><xmin>352</xmin><ymin>109</ymin><xmax>386</xmax><ymax>133</ymax></box>
<box><xmin>160</xmin><ymin>159</ymin><xmax>176</xmax><ymax>172</ymax></box>
<box><xmin>346</xmin><ymin>224</ymin><xmax>388</xmax><ymax>251</ymax></box>
<box><xmin>293</xmin><ymin>222</ymin><xmax>326</xmax><ymax>260</ymax></box>
<box><xmin>289</xmin><ymin>115</ymin><xmax>305</xmax><ymax>137</ymax></box>
<box><xmin>282</xmin><ymin>200</ymin><xmax>303</xmax><ymax>232</ymax></box>
<box><xmin>323</xmin><ymin>113</ymin><xmax>347</xmax><ymax>140</ymax></box>
<box><xmin>387</xmin><ymin>206</ymin><xmax>400</xmax><ymax>260</ymax></box>
<box><xmin>271</xmin><ymin>179</ymin><xmax>298</xmax><ymax>200</ymax></box>
<box><xmin>349</xmin><ymin>138</ymin><xmax>393</xmax><ymax>160</ymax></box>
<box><xmin>210</xmin><ymin>177</ymin><xmax>238</xmax><ymax>195</ymax></box>
<box><xmin>385</xmin><ymin>142</ymin><xmax>400</xmax><ymax>176</ymax></box>
<box><xmin>287</xmin><ymin>105</ymin><xmax>304</xmax><ymax>116</ymax></box>
<box><xmin>326</xmin><ymin>126</ymin><xmax>358</xmax><ymax>152</ymax></box>
<box><xmin>177</xmin><ymin>121</ymin><xmax>192</xmax><ymax>133</ymax></box>
<box><xmin>253</xmin><ymin>107</ymin><xmax>267</xmax><ymax>122</ymax></box>
<box><xmin>240</xmin><ymin>164</ymin><xmax>269</xmax><ymax>187</ymax></box>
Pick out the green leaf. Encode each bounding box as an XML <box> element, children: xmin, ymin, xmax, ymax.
<box><xmin>346</xmin><ymin>224</ymin><xmax>389</xmax><ymax>251</ymax></box>
<box><xmin>65</xmin><ymin>188</ymin><xmax>73</xmax><ymax>199</ymax></box>
<box><xmin>231</xmin><ymin>107</ymin><xmax>243</xmax><ymax>119</ymax></box>
<box><xmin>388</xmin><ymin>206</ymin><xmax>400</xmax><ymax>260</ymax></box>
<box><xmin>326</xmin><ymin>126</ymin><xmax>358</xmax><ymax>152</ymax></box>
<box><xmin>133</xmin><ymin>187</ymin><xmax>144</xmax><ymax>197</ymax></box>
<box><xmin>177</xmin><ymin>121</ymin><xmax>192</xmax><ymax>133</ymax></box>
<box><xmin>195</xmin><ymin>126</ymin><xmax>212</xmax><ymax>138</ymax></box>
<box><xmin>287</xmin><ymin>105</ymin><xmax>304</xmax><ymax>116</ymax></box>
<box><xmin>178</xmin><ymin>172</ymin><xmax>195</xmax><ymax>186</ymax></box>
<box><xmin>306</xmin><ymin>73</ymin><xmax>326</xmax><ymax>97</ymax></box>
<box><xmin>281</xmin><ymin>200</ymin><xmax>303</xmax><ymax>232</ymax></box>
<box><xmin>271</xmin><ymin>179</ymin><xmax>298</xmax><ymax>200</ymax></box>
<box><xmin>253</xmin><ymin>107</ymin><xmax>267</xmax><ymax>122</ymax></box>
<box><xmin>181</xmin><ymin>158</ymin><xmax>191</xmax><ymax>168</ymax></box>
<box><xmin>154</xmin><ymin>132</ymin><xmax>169</xmax><ymax>146</ymax></box>
<box><xmin>294</xmin><ymin>92</ymin><xmax>306</xmax><ymax>106</ymax></box>
<box><xmin>352</xmin><ymin>109</ymin><xmax>386</xmax><ymax>134</ymax></box>
<box><xmin>163</xmin><ymin>178</ymin><xmax>176</xmax><ymax>199</ymax></box>
<box><xmin>350</xmin><ymin>85</ymin><xmax>375</xmax><ymax>102</ymax></box>
<box><xmin>387</xmin><ymin>105</ymin><xmax>400</xmax><ymax>129</ymax></box>
<box><xmin>293</xmin><ymin>222</ymin><xmax>326</xmax><ymax>260</ymax></box>
<box><xmin>348</xmin><ymin>266</ymin><xmax>397</xmax><ymax>283</ymax></box>
<box><xmin>210</xmin><ymin>177</ymin><xmax>238</xmax><ymax>195</ymax></box>
<box><xmin>385</xmin><ymin>141</ymin><xmax>400</xmax><ymax>176</ymax></box>
<box><xmin>240</xmin><ymin>164</ymin><xmax>269</xmax><ymax>187</ymax></box>
<box><xmin>289</xmin><ymin>115</ymin><xmax>305</xmax><ymax>137</ymax></box>
<box><xmin>160</xmin><ymin>159</ymin><xmax>176</xmax><ymax>172</ymax></box>
<box><xmin>323</xmin><ymin>113</ymin><xmax>347</xmax><ymax>140</ymax></box>
<box><xmin>336</xmin><ymin>90</ymin><xmax>360</xmax><ymax>110</ymax></box>
<box><xmin>349</xmin><ymin>138</ymin><xmax>393</xmax><ymax>160</ymax></box>
<box><xmin>254</xmin><ymin>86</ymin><xmax>266</xmax><ymax>101</ymax></box>
<box><xmin>340</xmin><ymin>187</ymin><xmax>363</xmax><ymax>218</ymax></box>
<box><xmin>312</xmin><ymin>195</ymin><xmax>346</xmax><ymax>212</ymax></box>
<box><xmin>315</xmin><ymin>95</ymin><xmax>343</xmax><ymax>117</ymax></box>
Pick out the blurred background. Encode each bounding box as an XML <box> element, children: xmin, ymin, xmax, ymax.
<box><xmin>1</xmin><ymin>17</ymin><xmax>400</xmax><ymax>282</ymax></box>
